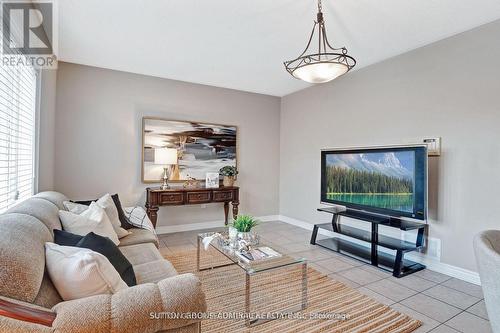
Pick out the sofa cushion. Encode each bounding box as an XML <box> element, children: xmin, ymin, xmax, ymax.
<box><xmin>118</xmin><ymin>228</ymin><xmax>159</xmax><ymax>248</ymax></box>
<box><xmin>119</xmin><ymin>243</ymin><xmax>163</xmax><ymax>266</ymax></box>
<box><xmin>76</xmin><ymin>232</ymin><xmax>137</xmax><ymax>286</ymax></box>
<box><xmin>33</xmin><ymin>272</ymin><xmax>63</xmax><ymax>308</ymax></box>
<box><xmin>5</xmin><ymin>197</ymin><xmax>61</xmax><ymax>235</ymax></box>
<box><xmin>0</xmin><ymin>213</ymin><xmax>52</xmax><ymax>302</ymax></box>
<box><xmin>134</xmin><ymin>260</ymin><xmax>177</xmax><ymax>284</ymax></box>
<box><xmin>33</xmin><ymin>191</ymin><xmax>68</xmax><ymax>210</ymax></box>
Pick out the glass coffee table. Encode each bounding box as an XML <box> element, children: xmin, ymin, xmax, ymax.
<box><xmin>197</xmin><ymin>232</ymin><xmax>308</xmax><ymax>327</ymax></box>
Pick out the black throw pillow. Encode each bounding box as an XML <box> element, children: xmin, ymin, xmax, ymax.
<box><xmin>73</xmin><ymin>193</ymin><xmax>135</xmax><ymax>230</ymax></box>
<box><xmin>54</xmin><ymin>229</ymin><xmax>84</xmax><ymax>246</ymax></box>
<box><xmin>75</xmin><ymin>232</ymin><xmax>137</xmax><ymax>286</ymax></box>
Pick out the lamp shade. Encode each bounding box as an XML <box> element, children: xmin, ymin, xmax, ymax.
<box><xmin>154</xmin><ymin>148</ymin><xmax>177</xmax><ymax>165</ymax></box>
<box><xmin>292</xmin><ymin>62</ymin><xmax>349</xmax><ymax>83</ymax></box>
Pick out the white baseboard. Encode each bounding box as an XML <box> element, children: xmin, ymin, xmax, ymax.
<box><xmin>155</xmin><ymin>215</ymin><xmax>279</xmax><ymax>234</ymax></box>
<box><xmin>277</xmin><ymin>215</ymin><xmax>481</xmax><ymax>285</ymax></box>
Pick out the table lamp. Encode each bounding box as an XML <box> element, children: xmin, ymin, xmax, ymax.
<box><xmin>154</xmin><ymin>148</ymin><xmax>178</xmax><ymax>189</ymax></box>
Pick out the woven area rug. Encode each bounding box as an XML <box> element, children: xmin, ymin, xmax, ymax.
<box><xmin>164</xmin><ymin>248</ymin><xmax>421</xmax><ymax>333</ymax></box>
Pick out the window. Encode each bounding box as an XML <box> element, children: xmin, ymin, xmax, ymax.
<box><xmin>0</xmin><ymin>62</ymin><xmax>38</xmax><ymax>213</ymax></box>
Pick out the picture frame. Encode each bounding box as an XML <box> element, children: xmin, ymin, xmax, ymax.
<box><xmin>205</xmin><ymin>173</ymin><xmax>220</xmax><ymax>188</ymax></box>
<box><xmin>142</xmin><ymin>117</ymin><xmax>238</xmax><ymax>183</ymax></box>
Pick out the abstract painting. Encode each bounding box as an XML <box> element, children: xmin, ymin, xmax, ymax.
<box><xmin>142</xmin><ymin>117</ymin><xmax>237</xmax><ymax>183</ymax></box>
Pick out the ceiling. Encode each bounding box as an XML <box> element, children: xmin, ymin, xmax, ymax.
<box><xmin>58</xmin><ymin>0</ymin><xmax>500</xmax><ymax>97</ymax></box>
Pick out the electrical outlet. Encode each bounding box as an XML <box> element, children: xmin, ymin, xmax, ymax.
<box><xmin>423</xmin><ymin>137</ymin><xmax>441</xmax><ymax>156</ymax></box>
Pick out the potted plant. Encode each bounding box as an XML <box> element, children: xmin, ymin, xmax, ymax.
<box><xmin>231</xmin><ymin>214</ymin><xmax>260</xmax><ymax>245</ymax></box>
<box><xmin>219</xmin><ymin>165</ymin><xmax>238</xmax><ymax>187</ymax></box>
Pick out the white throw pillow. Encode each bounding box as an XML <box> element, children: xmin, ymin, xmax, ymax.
<box><xmin>59</xmin><ymin>202</ymin><xmax>120</xmax><ymax>245</ymax></box>
<box><xmin>45</xmin><ymin>242</ymin><xmax>128</xmax><ymax>301</ymax></box>
<box><xmin>96</xmin><ymin>194</ymin><xmax>130</xmax><ymax>239</ymax></box>
<box><xmin>63</xmin><ymin>201</ymin><xmax>88</xmax><ymax>214</ymax></box>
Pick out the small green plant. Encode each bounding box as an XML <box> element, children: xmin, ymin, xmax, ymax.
<box><xmin>232</xmin><ymin>215</ymin><xmax>259</xmax><ymax>232</ymax></box>
<box><xmin>219</xmin><ymin>165</ymin><xmax>238</xmax><ymax>177</ymax></box>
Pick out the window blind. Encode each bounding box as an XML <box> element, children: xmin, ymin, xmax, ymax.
<box><xmin>0</xmin><ymin>59</ymin><xmax>37</xmax><ymax>213</ymax></box>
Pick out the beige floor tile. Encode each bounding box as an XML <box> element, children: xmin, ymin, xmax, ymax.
<box><xmin>279</xmin><ymin>242</ymin><xmax>314</xmax><ymax>253</ymax></box>
<box><xmin>390</xmin><ymin>275</ymin><xmax>437</xmax><ymax>292</ymax></box>
<box><xmin>445</xmin><ymin>312</ymin><xmax>492</xmax><ymax>333</ymax></box>
<box><xmin>336</xmin><ymin>255</ymin><xmax>366</xmax><ymax>267</ymax></box>
<box><xmin>356</xmin><ymin>286</ymin><xmax>395</xmax><ymax>306</ymax></box>
<box><xmin>400</xmin><ymin>294</ymin><xmax>462</xmax><ymax>323</ymax></box>
<box><xmin>315</xmin><ymin>257</ymin><xmax>355</xmax><ymax>273</ymax></box>
<box><xmin>423</xmin><ymin>285</ymin><xmax>481</xmax><ymax>310</ymax></box>
<box><xmin>365</xmin><ymin>279</ymin><xmax>418</xmax><ymax>302</ymax></box>
<box><xmin>441</xmin><ymin>278</ymin><xmax>484</xmax><ymax>299</ymax></box>
<box><xmin>429</xmin><ymin>325</ymin><xmax>460</xmax><ymax>333</ymax></box>
<box><xmin>338</xmin><ymin>267</ymin><xmax>385</xmax><ymax>286</ymax></box>
<box><xmin>293</xmin><ymin>248</ymin><xmax>334</xmax><ymax>262</ymax></box>
<box><xmin>466</xmin><ymin>300</ymin><xmax>489</xmax><ymax>320</ymax></box>
<box><xmin>309</xmin><ymin>262</ymin><xmax>332</xmax><ymax>275</ymax></box>
<box><xmin>359</xmin><ymin>265</ymin><xmax>393</xmax><ymax>278</ymax></box>
<box><xmin>391</xmin><ymin>303</ymin><xmax>441</xmax><ymax>333</ymax></box>
<box><xmin>414</xmin><ymin>269</ymin><xmax>452</xmax><ymax>284</ymax></box>
<box><xmin>328</xmin><ymin>273</ymin><xmax>361</xmax><ymax>289</ymax></box>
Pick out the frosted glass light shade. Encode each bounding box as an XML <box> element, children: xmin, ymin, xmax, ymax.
<box><xmin>154</xmin><ymin>148</ymin><xmax>177</xmax><ymax>165</ymax></box>
<box><xmin>292</xmin><ymin>62</ymin><xmax>348</xmax><ymax>83</ymax></box>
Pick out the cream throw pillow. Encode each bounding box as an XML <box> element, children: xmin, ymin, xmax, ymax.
<box><xmin>45</xmin><ymin>242</ymin><xmax>128</xmax><ymax>301</ymax></box>
<box><xmin>63</xmin><ymin>201</ymin><xmax>88</xmax><ymax>214</ymax></box>
<box><xmin>63</xmin><ymin>194</ymin><xmax>130</xmax><ymax>239</ymax></box>
<box><xmin>59</xmin><ymin>202</ymin><xmax>120</xmax><ymax>245</ymax></box>
<box><xmin>96</xmin><ymin>194</ymin><xmax>130</xmax><ymax>239</ymax></box>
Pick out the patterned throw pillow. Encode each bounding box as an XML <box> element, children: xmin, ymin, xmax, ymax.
<box><xmin>123</xmin><ymin>206</ymin><xmax>157</xmax><ymax>235</ymax></box>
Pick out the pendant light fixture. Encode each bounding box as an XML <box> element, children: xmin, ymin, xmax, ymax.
<box><xmin>284</xmin><ymin>0</ymin><xmax>356</xmax><ymax>83</ymax></box>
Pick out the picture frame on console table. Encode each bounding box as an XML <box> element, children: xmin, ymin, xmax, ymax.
<box><xmin>142</xmin><ymin>117</ymin><xmax>238</xmax><ymax>183</ymax></box>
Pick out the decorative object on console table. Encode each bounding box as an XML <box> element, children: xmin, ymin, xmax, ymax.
<box><xmin>145</xmin><ymin>186</ymin><xmax>239</xmax><ymax>228</ymax></box>
<box><xmin>154</xmin><ymin>148</ymin><xmax>178</xmax><ymax>189</ymax></box>
<box><xmin>219</xmin><ymin>165</ymin><xmax>238</xmax><ymax>187</ymax></box>
<box><xmin>205</xmin><ymin>172</ymin><xmax>219</xmax><ymax>188</ymax></box>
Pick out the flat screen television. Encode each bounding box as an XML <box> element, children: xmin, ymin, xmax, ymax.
<box><xmin>321</xmin><ymin>145</ymin><xmax>428</xmax><ymax>220</ymax></box>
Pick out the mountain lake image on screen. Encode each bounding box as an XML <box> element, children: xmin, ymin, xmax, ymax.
<box><xmin>324</xmin><ymin>151</ymin><xmax>416</xmax><ymax>213</ymax></box>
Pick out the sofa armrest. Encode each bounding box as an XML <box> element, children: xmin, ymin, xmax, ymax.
<box><xmin>0</xmin><ymin>297</ymin><xmax>54</xmax><ymax>332</ymax></box>
<box><xmin>52</xmin><ymin>273</ymin><xmax>206</xmax><ymax>333</ymax></box>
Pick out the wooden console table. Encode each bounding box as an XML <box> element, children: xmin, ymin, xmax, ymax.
<box><xmin>145</xmin><ymin>186</ymin><xmax>239</xmax><ymax>228</ymax></box>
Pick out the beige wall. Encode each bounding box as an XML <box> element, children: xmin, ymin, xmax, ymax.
<box><xmin>280</xmin><ymin>20</ymin><xmax>500</xmax><ymax>272</ymax></box>
<box><xmin>53</xmin><ymin>62</ymin><xmax>281</xmax><ymax>227</ymax></box>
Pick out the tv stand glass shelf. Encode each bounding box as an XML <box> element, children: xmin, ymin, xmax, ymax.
<box><xmin>311</xmin><ymin>207</ymin><xmax>428</xmax><ymax>278</ymax></box>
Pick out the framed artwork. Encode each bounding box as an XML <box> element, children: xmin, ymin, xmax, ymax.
<box><xmin>142</xmin><ymin>117</ymin><xmax>238</xmax><ymax>183</ymax></box>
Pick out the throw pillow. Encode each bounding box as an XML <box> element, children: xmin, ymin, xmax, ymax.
<box><xmin>53</xmin><ymin>229</ymin><xmax>84</xmax><ymax>246</ymax></box>
<box><xmin>76</xmin><ymin>232</ymin><xmax>136</xmax><ymax>286</ymax></box>
<box><xmin>65</xmin><ymin>195</ymin><xmax>130</xmax><ymax>239</ymax></box>
<box><xmin>59</xmin><ymin>202</ymin><xmax>120</xmax><ymax>245</ymax></box>
<box><xmin>63</xmin><ymin>201</ymin><xmax>88</xmax><ymax>214</ymax></box>
<box><xmin>73</xmin><ymin>194</ymin><xmax>135</xmax><ymax>230</ymax></box>
<box><xmin>124</xmin><ymin>206</ymin><xmax>157</xmax><ymax>235</ymax></box>
<box><xmin>96</xmin><ymin>194</ymin><xmax>130</xmax><ymax>238</ymax></box>
<box><xmin>45</xmin><ymin>242</ymin><xmax>128</xmax><ymax>301</ymax></box>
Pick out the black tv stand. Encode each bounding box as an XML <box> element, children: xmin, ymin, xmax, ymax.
<box><xmin>311</xmin><ymin>207</ymin><xmax>428</xmax><ymax>278</ymax></box>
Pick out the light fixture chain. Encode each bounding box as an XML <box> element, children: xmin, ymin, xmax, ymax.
<box><xmin>318</xmin><ymin>0</ymin><xmax>322</xmax><ymax>13</ymax></box>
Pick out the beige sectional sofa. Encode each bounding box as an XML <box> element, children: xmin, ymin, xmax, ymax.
<box><xmin>0</xmin><ymin>191</ymin><xmax>206</xmax><ymax>333</ymax></box>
